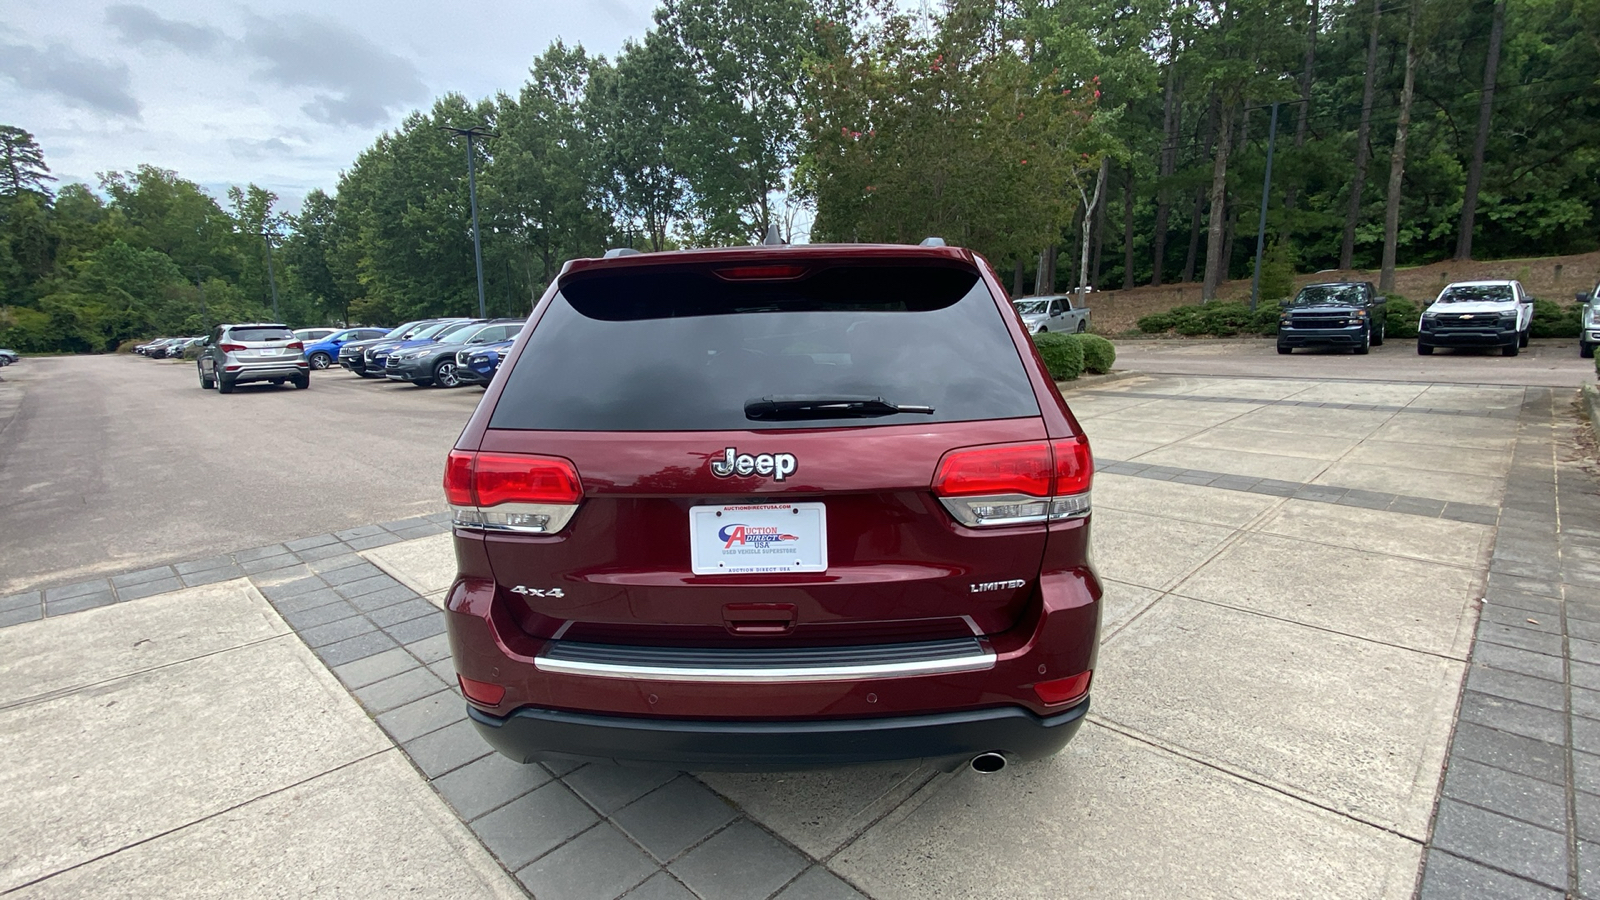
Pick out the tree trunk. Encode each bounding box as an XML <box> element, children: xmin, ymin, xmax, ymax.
<box><xmin>1078</xmin><ymin>158</ymin><xmax>1109</xmax><ymax>307</ymax></box>
<box><xmin>1184</xmin><ymin>96</ymin><xmax>1220</xmax><ymax>284</ymax></box>
<box><xmin>1202</xmin><ymin>102</ymin><xmax>1236</xmax><ymax>301</ymax></box>
<box><xmin>1091</xmin><ymin>175</ymin><xmax>1108</xmax><ymax>288</ymax></box>
<box><xmin>1380</xmin><ymin>0</ymin><xmax>1420</xmax><ymax>292</ymax></box>
<box><xmin>1340</xmin><ymin>0</ymin><xmax>1382</xmax><ymax>269</ymax></box>
<box><xmin>1012</xmin><ymin>259</ymin><xmax>1025</xmax><ymax>298</ymax></box>
<box><xmin>1286</xmin><ymin>0</ymin><xmax>1318</xmax><ymax>212</ymax></box>
<box><xmin>1455</xmin><ymin>0</ymin><xmax>1506</xmax><ymax>261</ymax></box>
<box><xmin>1151</xmin><ymin>63</ymin><xmax>1180</xmax><ymax>287</ymax></box>
<box><xmin>1036</xmin><ymin>245</ymin><xmax>1056</xmax><ymax>294</ymax></box>
<box><xmin>1122</xmin><ymin>167</ymin><xmax>1136</xmax><ymax>290</ymax></box>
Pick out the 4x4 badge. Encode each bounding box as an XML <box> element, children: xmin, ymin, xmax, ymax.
<box><xmin>710</xmin><ymin>447</ymin><xmax>798</xmax><ymax>481</ymax></box>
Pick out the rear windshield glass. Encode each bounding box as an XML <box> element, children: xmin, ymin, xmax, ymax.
<box><xmin>490</xmin><ymin>263</ymin><xmax>1041</xmax><ymax>431</ymax></box>
<box><xmin>228</xmin><ymin>327</ymin><xmax>293</xmax><ymax>342</ymax></box>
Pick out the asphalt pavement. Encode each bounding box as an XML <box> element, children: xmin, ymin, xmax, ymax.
<box><xmin>0</xmin><ymin>355</ymin><xmax>477</xmax><ymax>595</ymax></box>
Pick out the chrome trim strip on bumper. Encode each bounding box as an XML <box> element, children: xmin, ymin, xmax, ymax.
<box><xmin>533</xmin><ymin>638</ymin><xmax>997</xmax><ymax>683</ymax></box>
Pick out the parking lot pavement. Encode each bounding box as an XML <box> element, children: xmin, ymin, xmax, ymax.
<box><xmin>2</xmin><ymin>371</ymin><xmax>1593</xmax><ymax>898</ymax></box>
<box><xmin>0</xmin><ymin>578</ymin><xmax>520</xmax><ymax>898</ymax></box>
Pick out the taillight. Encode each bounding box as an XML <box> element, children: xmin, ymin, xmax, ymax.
<box><xmin>932</xmin><ymin>437</ymin><xmax>1093</xmax><ymax>527</ymax></box>
<box><xmin>218</xmin><ymin>343</ymin><xmax>245</xmax><ymax>353</ymax></box>
<box><xmin>443</xmin><ymin>449</ymin><xmax>582</xmax><ymax>534</ymax></box>
<box><xmin>1033</xmin><ymin>671</ymin><xmax>1092</xmax><ymax>706</ymax></box>
<box><xmin>287</xmin><ymin>341</ymin><xmax>304</xmax><ymax>351</ymax></box>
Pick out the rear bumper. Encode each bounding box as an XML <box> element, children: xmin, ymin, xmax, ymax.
<box><xmin>467</xmin><ymin>698</ymin><xmax>1088</xmax><ymax>770</ymax></box>
<box><xmin>222</xmin><ymin>361</ymin><xmax>308</xmax><ymax>383</ymax></box>
<box><xmin>1278</xmin><ymin>326</ymin><xmax>1364</xmax><ymax>347</ymax></box>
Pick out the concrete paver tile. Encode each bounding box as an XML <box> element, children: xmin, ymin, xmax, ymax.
<box><xmin>556</xmin><ymin>760</ymin><xmax>676</xmax><ymax>815</ymax></box>
<box><xmin>332</xmin><ymin>646</ymin><xmax>419</xmax><ymax>690</ymax></box>
<box><xmin>517</xmin><ymin>822</ymin><xmax>658</xmax><ymax>900</ymax></box>
<box><xmin>0</xmin><ymin>581</ymin><xmax>287</xmax><ymax>706</ymax></box>
<box><xmin>232</xmin><ymin>544</ymin><xmax>290</xmax><ymax>563</ymax></box>
<box><xmin>1091</xmin><ymin>475</ymin><xmax>1280</xmax><ymax>527</ymax></box>
<box><xmin>622</xmin><ymin>872</ymin><xmax>698</xmax><ymax>900</ymax></box>
<box><xmin>1175</xmin><ymin>532</ymin><xmax>1479</xmax><ymax>658</ymax></box>
<box><xmin>336</xmin><ymin>524</ymin><xmax>387</xmax><ymax>541</ymax></box>
<box><xmin>773</xmin><ymin>867</ymin><xmax>870</xmax><ymax>900</ymax></box>
<box><xmin>6</xmin><ymin>751</ymin><xmax>523</xmax><ymax>900</ymax></box>
<box><xmin>319</xmin><ymin>561</ymin><xmax>384</xmax><ymax>586</ymax></box>
<box><xmin>174</xmin><ymin>554</ymin><xmax>236</xmax><ymax>575</ymax></box>
<box><xmin>832</xmin><ymin>725</ymin><xmax>1419</xmax><ymax>900</ymax></box>
<box><xmin>1430</xmin><ymin>799</ymin><xmax>1567</xmax><ymax>890</ymax></box>
<box><xmin>1576</xmin><ymin>791</ymin><xmax>1600</xmax><ymax>843</ymax></box>
<box><xmin>299</xmin><ymin>613</ymin><xmax>379</xmax><ymax>649</ymax></box>
<box><xmin>345</xmin><ymin>532</ymin><xmax>403</xmax><ymax>551</ymax></box>
<box><xmin>432</xmin><ymin>752</ymin><xmax>553</xmax><ymax>821</ymax></box>
<box><xmin>259</xmin><ymin>575</ymin><xmax>327</xmax><ymax>602</ymax></box>
<box><xmin>1443</xmin><ymin>758</ymin><xmax>1567</xmax><ymax>831</ymax></box>
<box><xmin>1473</xmin><ymin>641</ymin><xmax>1566</xmax><ymax>682</ymax></box>
<box><xmin>354</xmin><ymin>666</ymin><xmax>447</xmax><ymax>713</ymax></box>
<box><xmin>0</xmin><ymin>637</ymin><xmax>388</xmax><ymax>892</ymax></box>
<box><xmin>1256</xmin><ymin>501</ymin><xmax>1494</xmax><ymax>568</ymax></box>
<box><xmin>42</xmin><ymin>579</ymin><xmax>111</xmax><ymax>602</ymax></box>
<box><xmin>405</xmin><ymin>631</ymin><xmax>452</xmax><ymax>664</ymax></box>
<box><xmin>281</xmin><ymin>598</ymin><xmax>359</xmax><ymax>631</ymax></box>
<box><xmin>700</xmin><ymin>764</ymin><xmax>932</xmax><ymax>861</ymax></box>
<box><xmin>108</xmin><ymin>567</ymin><xmax>175</xmax><ymax>588</ymax></box>
<box><xmin>1467</xmin><ymin>664</ymin><xmax>1567</xmax><ymax>712</ymax></box>
<box><xmin>1459</xmin><ymin>692</ymin><xmax>1567</xmax><ymax>744</ymax></box>
<box><xmin>115</xmin><ymin>576</ymin><xmax>185</xmax><ymax>601</ymax></box>
<box><xmin>248</xmin><ymin>563</ymin><xmax>314</xmax><ymax>587</ymax></box>
<box><xmin>1577</xmin><ymin>662</ymin><xmax>1600</xmax><ymax>692</ymax></box>
<box><xmin>0</xmin><ymin>590</ymin><xmax>41</xmax><ymax>612</ymax></box>
<box><xmin>333</xmin><ymin>573</ymin><xmax>401</xmax><ymax>600</ymax></box>
<box><xmin>471</xmin><ymin>780</ymin><xmax>598</xmax><ymax>870</ymax></box>
<box><xmin>1417</xmin><ymin>849</ymin><xmax>1563</xmax><ymax>900</ymax></box>
<box><xmin>669</xmin><ymin>819</ymin><xmax>808</xmax><ymax>900</ymax></box>
<box><xmin>305</xmin><ymin>551</ymin><xmax>366</xmax><ymax>573</ymax></box>
<box><xmin>1575</xmin><ymin>717</ymin><xmax>1600</xmax><ymax>756</ymax></box>
<box><xmin>296</xmin><ymin>543</ymin><xmax>357</xmax><ymax>564</ymax></box>
<box><xmin>612</xmin><ymin>777</ymin><xmax>739</xmax><ymax>862</ymax></box>
<box><xmin>313</xmin><ymin>629</ymin><xmax>397</xmax><ymax>667</ymax></box>
<box><xmin>44</xmin><ymin>589</ymin><xmax>116</xmax><ymax>616</ymax></box>
<box><xmin>349</xmin><ymin>584</ymin><xmax>420</xmax><ymax>613</ymax></box>
<box><xmin>284</xmin><ymin>533</ymin><xmax>339</xmax><ymax>552</ymax></box>
<box><xmin>1097</xmin><ymin>596</ymin><xmax>1462</xmax><ymax>838</ymax></box>
<box><xmin>1449</xmin><ymin>722</ymin><xmax>1566</xmax><ymax>787</ymax></box>
<box><xmin>1481</xmin><ymin>603</ymin><xmax>1559</xmax><ymax>634</ymax></box>
<box><xmin>0</xmin><ymin>606</ymin><xmax>43</xmax><ymax>627</ymax></box>
<box><xmin>1089</xmin><ymin>508</ymin><xmax>1235</xmax><ymax>590</ymax></box>
<box><xmin>384</xmin><ymin>611</ymin><xmax>447</xmax><ymax>644</ymax></box>
<box><xmin>1574</xmin><ymin>687</ymin><xmax>1600</xmax><ymax>721</ymax></box>
<box><xmin>1478</xmin><ymin>621</ymin><xmax>1565</xmax><ymax>656</ymax></box>
<box><xmin>362</xmin><ymin>532</ymin><xmax>458</xmax><ymax>597</ymax></box>
<box><xmin>368</xmin><ymin>596</ymin><xmax>437</xmax><ymax>628</ymax></box>
<box><xmin>377</xmin><ymin>688</ymin><xmax>465</xmax><ymax>743</ymax></box>
<box><xmin>237</xmin><ymin>553</ymin><xmax>299</xmax><ymax>576</ymax></box>
<box><xmin>404</xmin><ymin>718</ymin><xmax>493</xmax><ymax>778</ymax></box>
<box><xmin>179</xmin><ymin>565</ymin><xmax>247</xmax><ymax>588</ymax></box>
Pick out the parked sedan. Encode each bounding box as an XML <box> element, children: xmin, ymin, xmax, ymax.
<box><xmin>304</xmin><ymin>327</ymin><xmax>389</xmax><ymax>370</ymax></box>
<box><xmin>362</xmin><ymin>318</ymin><xmax>478</xmax><ymax>376</ymax></box>
<box><xmin>0</xmin><ymin>348</ymin><xmax>17</xmax><ymax>365</ymax></box>
<box><xmin>385</xmin><ymin>320</ymin><xmax>523</xmax><ymax>387</ymax></box>
<box><xmin>338</xmin><ymin>320</ymin><xmax>439</xmax><ymax>376</ymax></box>
<box><xmin>455</xmin><ymin>339</ymin><xmax>515</xmax><ymax>386</ymax></box>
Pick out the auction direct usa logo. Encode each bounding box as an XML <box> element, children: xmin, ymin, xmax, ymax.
<box><xmin>718</xmin><ymin>524</ymin><xmax>799</xmax><ymax>549</ymax></box>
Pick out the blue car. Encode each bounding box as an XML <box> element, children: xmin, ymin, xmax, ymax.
<box><xmin>454</xmin><ymin>339</ymin><xmax>516</xmax><ymax>386</ymax></box>
<box><xmin>302</xmin><ymin>327</ymin><xmax>389</xmax><ymax>370</ymax></box>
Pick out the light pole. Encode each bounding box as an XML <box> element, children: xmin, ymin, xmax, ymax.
<box><xmin>259</xmin><ymin>228</ymin><xmax>281</xmax><ymax>321</ymax></box>
<box><xmin>1250</xmin><ymin>102</ymin><xmax>1281</xmax><ymax>312</ymax></box>
<box><xmin>440</xmin><ymin>124</ymin><xmax>496</xmax><ymax>319</ymax></box>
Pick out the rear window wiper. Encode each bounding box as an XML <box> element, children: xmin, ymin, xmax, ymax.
<box><xmin>744</xmin><ymin>396</ymin><xmax>935</xmax><ymax>421</ymax></box>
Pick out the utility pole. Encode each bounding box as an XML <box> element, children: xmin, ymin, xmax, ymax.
<box><xmin>1250</xmin><ymin>102</ymin><xmax>1280</xmax><ymax>312</ymax></box>
<box><xmin>260</xmin><ymin>229</ymin><xmax>281</xmax><ymax>321</ymax></box>
<box><xmin>440</xmin><ymin>124</ymin><xmax>496</xmax><ymax>318</ymax></box>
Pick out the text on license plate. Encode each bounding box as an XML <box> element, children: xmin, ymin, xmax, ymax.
<box><xmin>689</xmin><ymin>502</ymin><xmax>827</xmax><ymax>575</ymax></box>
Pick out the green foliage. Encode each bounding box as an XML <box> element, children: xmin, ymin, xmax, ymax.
<box><xmin>1384</xmin><ymin>298</ymin><xmax>1421</xmax><ymax>339</ymax></box>
<box><xmin>1530</xmin><ymin>298</ymin><xmax>1582</xmax><ymax>338</ymax></box>
<box><xmin>1075</xmin><ymin>333</ymin><xmax>1116</xmax><ymax>374</ymax></box>
<box><xmin>1033</xmin><ymin>331</ymin><xmax>1085</xmax><ymax>380</ymax></box>
<box><xmin>1137</xmin><ymin>301</ymin><xmax>1279</xmax><ymax>337</ymax></box>
<box><xmin>1258</xmin><ymin>240</ymin><xmax>1294</xmax><ymax>301</ymax></box>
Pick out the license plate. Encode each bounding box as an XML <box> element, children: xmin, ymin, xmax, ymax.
<box><xmin>689</xmin><ymin>502</ymin><xmax>827</xmax><ymax>575</ymax></box>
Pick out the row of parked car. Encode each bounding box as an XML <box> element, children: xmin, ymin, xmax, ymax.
<box><xmin>131</xmin><ymin>318</ymin><xmax>523</xmax><ymax>392</ymax></box>
<box><xmin>1273</xmin><ymin>278</ymin><xmax>1600</xmax><ymax>358</ymax></box>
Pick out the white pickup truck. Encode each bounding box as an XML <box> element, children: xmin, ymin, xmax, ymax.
<box><xmin>1417</xmin><ymin>279</ymin><xmax>1534</xmax><ymax>357</ymax></box>
<box><xmin>1013</xmin><ymin>294</ymin><xmax>1091</xmax><ymax>334</ymax></box>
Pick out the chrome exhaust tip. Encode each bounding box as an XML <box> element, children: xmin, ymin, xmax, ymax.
<box><xmin>970</xmin><ymin>752</ymin><xmax>1007</xmax><ymax>774</ymax></box>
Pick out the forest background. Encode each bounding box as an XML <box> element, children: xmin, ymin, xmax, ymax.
<box><xmin>1</xmin><ymin>0</ymin><xmax>1596</xmax><ymax>352</ymax></box>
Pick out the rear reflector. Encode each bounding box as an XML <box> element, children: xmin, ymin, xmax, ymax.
<box><xmin>458</xmin><ymin>674</ymin><xmax>506</xmax><ymax>706</ymax></box>
<box><xmin>1033</xmin><ymin>671</ymin><xmax>1091</xmax><ymax>705</ymax></box>
<box><xmin>443</xmin><ymin>449</ymin><xmax>583</xmax><ymax>534</ymax></box>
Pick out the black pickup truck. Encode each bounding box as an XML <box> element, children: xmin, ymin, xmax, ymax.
<box><xmin>1276</xmin><ymin>282</ymin><xmax>1386</xmax><ymax>355</ymax></box>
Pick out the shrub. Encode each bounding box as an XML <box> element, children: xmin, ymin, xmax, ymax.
<box><xmin>1076</xmin><ymin>333</ymin><xmax>1116</xmax><ymax>374</ymax></box>
<box><xmin>1258</xmin><ymin>240</ymin><xmax>1295</xmax><ymax>301</ymax></box>
<box><xmin>1384</xmin><ymin>298</ymin><xmax>1420</xmax><ymax>339</ymax></box>
<box><xmin>1033</xmin><ymin>332</ymin><xmax>1084</xmax><ymax>381</ymax></box>
<box><xmin>116</xmin><ymin>338</ymin><xmax>148</xmax><ymax>353</ymax></box>
<box><xmin>181</xmin><ymin>346</ymin><xmax>202</xmax><ymax>361</ymax></box>
<box><xmin>1136</xmin><ymin>301</ymin><xmax>1278</xmax><ymax>337</ymax></box>
<box><xmin>1530</xmin><ymin>299</ymin><xmax>1581</xmax><ymax>338</ymax></box>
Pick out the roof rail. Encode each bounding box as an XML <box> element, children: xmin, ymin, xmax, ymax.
<box><xmin>762</xmin><ymin>224</ymin><xmax>785</xmax><ymax>246</ymax></box>
<box><xmin>919</xmin><ymin>236</ymin><xmax>946</xmax><ymax>247</ymax></box>
<box><xmin>603</xmin><ymin>248</ymin><xmax>642</xmax><ymax>258</ymax></box>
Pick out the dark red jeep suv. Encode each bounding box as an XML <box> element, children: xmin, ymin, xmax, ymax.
<box><xmin>444</xmin><ymin>241</ymin><xmax>1100</xmax><ymax>771</ymax></box>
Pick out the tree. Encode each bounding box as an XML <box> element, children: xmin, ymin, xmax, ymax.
<box><xmin>1379</xmin><ymin>0</ymin><xmax>1422</xmax><ymax>291</ymax></box>
<box><xmin>0</xmin><ymin>126</ymin><xmax>55</xmax><ymax>199</ymax></box>
<box><xmin>1454</xmin><ymin>0</ymin><xmax>1506</xmax><ymax>260</ymax></box>
<box><xmin>586</xmin><ymin>40</ymin><xmax>690</xmax><ymax>251</ymax></box>
<box><xmin>1338</xmin><ymin>0</ymin><xmax>1381</xmax><ymax>270</ymax></box>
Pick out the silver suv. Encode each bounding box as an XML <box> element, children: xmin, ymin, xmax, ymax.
<box><xmin>197</xmin><ymin>323</ymin><xmax>311</xmax><ymax>393</ymax></box>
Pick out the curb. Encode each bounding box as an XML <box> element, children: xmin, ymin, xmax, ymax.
<box><xmin>1584</xmin><ymin>383</ymin><xmax>1600</xmax><ymax>443</ymax></box>
<box><xmin>1056</xmin><ymin>370</ymin><xmax>1145</xmax><ymax>391</ymax></box>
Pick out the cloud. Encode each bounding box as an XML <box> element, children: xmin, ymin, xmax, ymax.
<box><xmin>228</xmin><ymin>136</ymin><xmax>295</xmax><ymax>160</ymax></box>
<box><xmin>105</xmin><ymin>5</ymin><xmax>224</xmax><ymax>54</ymax></box>
<box><xmin>241</xmin><ymin>14</ymin><xmax>426</xmax><ymax>127</ymax></box>
<box><xmin>0</xmin><ymin>39</ymin><xmax>140</xmax><ymax>118</ymax></box>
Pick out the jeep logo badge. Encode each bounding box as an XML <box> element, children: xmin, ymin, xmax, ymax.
<box><xmin>710</xmin><ymin>448</ymin><xmax>798</xmax><ymax>481</ymax></box>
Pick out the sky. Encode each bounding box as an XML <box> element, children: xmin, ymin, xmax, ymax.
<box><xmin>0</xmin><ymin>0</ymin><xmax>659</xmax><ymax>212</ymax></box>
